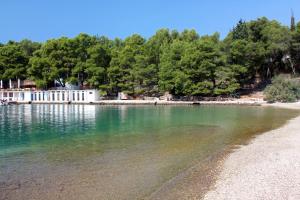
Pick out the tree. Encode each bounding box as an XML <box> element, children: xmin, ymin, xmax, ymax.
<box><xmin>180</xmin><ymin>29</ymin><xmax>199</xmax><ymax>42</ymax></box>
<box><xmin>85</xmin><ymin>43</ymin><xmax>111</xmax><ymax>89</ymax></box>
<box><xmin>226</xmin><ymin>39</ymin><xmax>250</xmax><ymax>84</ymax></box>
<box><xmin>159</xmin><ymin>32</ymin><xmax>239</xmax><ymax>96</ymax></box>
<box><xmin>232</xmin><ymin>19</ymin><xmax>249</xmax><ymax>40</ymax></box>
<box><xmin>262</xmin><ymin>20</ymin><xmax>291</xmax><ymax>76</ymax></box>
<box><xmin>291</xmin><ymin>12</ymin><xmax>296</xmax><ymax>32</ymax></box>
<box><xmin>28</xmin><ymin>55</ymin><xmax>54</xmax><ymax>88</ymax></box>
<box><xmin>144</xmin><ymin>29</ymin><xmax>173</xmax><ymax>95</ymax></box>
<box><xmin>182</xmin><ymin>33</ymin><xmax>238</xmax><ymax>96</ymax></box>
<box><xmin>226</xmin><ymin>18</ymin><xmax>292</xmax><ymax>85</ymax></box>
<box><xmin>18</xmin><ymin>39</ymin><xmax>41</xmax><ymax>58</ymax></box>
<box><xmin>108</xmin><ymin>34</ymin><xmax>146</xmax><ymax>95</ymax></box>
<box><xmin>159</xmin><ymin>39</ymin><xmax>187</xmax><ymax>95</ymax></box>
<box><xmin>29</xmin><ymin>37</ymin><xmax>79</xmax><ymax>87</ymax></box>
<box><xmin>70</xmin><ymin>34</ymin><xmax>96</xmax><ymax>85</ymax></box>
<box><xmin>0</xmin><ymin>43</ymin><xmax>28</xmax><ymax>82</ymax></box>
<box><xmin>290</xmin><ymin>22</ymin><xmax>300</xmax><ymax>71</ymax></box>
<box><xmin>1</xmin><ymin>17</ymin><xmax>298</xmax><ymax>98</ymax></box>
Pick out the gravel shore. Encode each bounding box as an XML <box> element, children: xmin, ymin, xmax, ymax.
<box><xmin>204</xmin><ymin>103</ymin><xmax>300</xmax><ymax>200</ymax></box>
<box><xmin>18</xmin><ymin>99</ymin><xmax>264</xmax><ymax>106</ymax></box>
<box><xmin>95</xmin><ymin>99</ymin><xmax>263</xmax><ymax>106</ymax></box>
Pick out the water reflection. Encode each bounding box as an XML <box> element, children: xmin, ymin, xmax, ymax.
<box><xmin>0</xmin><ymin>104</ymin><xmax>97</xmax><ymax>150</ymax></box>
<box><xmin>0</xmin><ymin>105</ymin><xmax>298</xmax><ymax>152</ymax></box>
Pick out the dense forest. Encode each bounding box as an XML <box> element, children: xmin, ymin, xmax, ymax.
<box><xmin>1</xmin><ymin>17</ymin><xmax>300</xmax><ymax>97</ymax></box>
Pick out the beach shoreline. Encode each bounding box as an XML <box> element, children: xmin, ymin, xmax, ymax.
<box><xmin>204</xmin><ymin>102</ymin><xmax>300</xmax><ymax>200</ymax></box>
<box><xmin>146</xmin><ymin>103</ymin><xmax>300</xmax><ymax>200</ymax></box>
<box><xmin>14</xmin><ymin>99</ymin><xmax>264</xmax><ymax>106</ymax></box>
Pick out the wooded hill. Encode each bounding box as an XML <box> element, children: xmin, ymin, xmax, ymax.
<box><xmin>1</xmin><ymin>17</ymin><xmax>300</xmax><ymax>97</ymax></box>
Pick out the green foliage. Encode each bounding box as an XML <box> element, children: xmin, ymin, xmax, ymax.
<box><xmin>1</xmin><ymin>17</ymin><xmax>299</xmax><ymax>98</ymax></box>
<box><xmin>232</xmin><ymin>19</ymin><xmax>249</xmax><ymax>40</ymax></box>
<box><xmin>28</xmin><ymin>56</ymin><xmax>53</xmax><ymax>88</ymax></box>
<box><xmin>107</xmin><ymin>34</ymin><xmax>146</xmax><ymax>95</ymax></box>
<box><xmin>0</xmin><ymin>43</ymin><xmax>28</xmax><ymax>80</ymax></box>
<box><xmin>291</xmin><ymin>22</ymin><xmax>300</xmax><ymax>67</ymax></box>
<box><xmin>264</xmin><ymin>75</ymin><xmax>300</xmax><ymax>102</ymax></box>
<box><xmin>214</xmin><ymin>66</ymin><xmax>240</xmax><ymax>95</ymax></box>
<box><xmin>225</xmin><ymin>17</ymin><xmax>295</xmax><ymax>84</ymax></box>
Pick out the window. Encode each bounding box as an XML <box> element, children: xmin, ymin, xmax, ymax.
<box><xmin>77</xmin><ymin>92</ymin><xmax>80</xmax><ymax>101</ymax></box>
<box><xmin>62</xmin><ymin>92</ymin><xmax>65</xmax><ymax>101</ymax></box>
<box><xmin>38</xmin><ymin>93</ymin><xmax>41</xmax><ymax>101</ymax></box>
<box><xmin>89</xmin><ymin>92</ymin><xmax>93</xmax><ymax>94</ymax></box>
<box><xmin>15</xmin><ymin>92</ymin><xmax>19</xmax><ymax>100</ymax></box>
<box><xmin>57</xmin><ymin>92</ymin><xmax>60</xmax><ymax>101</ymax></box>
<box><xmin>9</xmin><ymin>92</ymin><xmax>13</xmax><ymax>101</ymax></box>
<box><xmin>73</xmin><ymin>92</ymin><xmax>75</xmax><ymax>101</ymax></box>
<box><xmin>82</xmin><ymin>92</ymin><xmax>85</xmax><ymax>101</ymax></box>
<box><xmin>52</xmin><ymin>92</ymin><xmax>55</xmax><ymax>101</ymax></box>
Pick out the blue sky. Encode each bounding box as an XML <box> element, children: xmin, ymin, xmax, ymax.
<box><xmin>1</xmin><ymin>0</ymin><xmax>299</xmax><ymax>43</ymax></box>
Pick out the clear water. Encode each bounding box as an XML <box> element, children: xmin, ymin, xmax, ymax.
<box><xmin>0</xmin><ymin>104</ymin><xmax>298</xmax><ymax>200</ymax></box>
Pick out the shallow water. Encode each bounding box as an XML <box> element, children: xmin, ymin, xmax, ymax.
<box><xmin>0</xmin><ymin>104</ymin><xmax>298</xmax><ymax>200</ymax></box>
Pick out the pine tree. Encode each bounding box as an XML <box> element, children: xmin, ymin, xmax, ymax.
<box><xmin>232</xmin><ymin>19</ymin><xmax>249</xmax><ymax>40</ymax></box>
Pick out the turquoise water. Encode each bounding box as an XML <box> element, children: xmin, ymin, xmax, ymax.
<box><xmin>0</xmin><ymin>104</ymin><xmax>298</xmax><ymax>200</ymax></box>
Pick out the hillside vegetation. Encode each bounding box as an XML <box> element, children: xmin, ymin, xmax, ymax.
<box><xmin>264</xmin><ymin>75</ymin><xmax>300</xmax><ymax>102</ymax></box>
<box><xmin>1</xmin><ymin>17</ymin><xmax>300</xmax><ymax>98</ymax></box>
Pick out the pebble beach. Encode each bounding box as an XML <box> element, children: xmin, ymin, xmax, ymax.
<box><xmin>204</xmin><ymin>103</ymin><xmax>300</xmax><ymax>200</ymax></box>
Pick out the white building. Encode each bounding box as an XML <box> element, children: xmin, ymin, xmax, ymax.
<box><xmin>0</xmin><ymin>89</ymin><xmax>100</xmax><ymax>103</ymax></box>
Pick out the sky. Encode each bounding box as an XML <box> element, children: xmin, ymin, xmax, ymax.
<box><xmin>0</xmin><ymin>0</ymin><xmax>299</xmax><ymax>43</ymax></box>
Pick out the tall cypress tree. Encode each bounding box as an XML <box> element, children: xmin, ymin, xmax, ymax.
<box><xmin>291</xmin><ymin>10</ymin><xmax>296</xmax><ymax>31</ymax></box>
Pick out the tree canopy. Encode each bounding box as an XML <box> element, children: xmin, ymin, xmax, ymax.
<box><xmin>1</xmin><ymin>17</ymin><xmax>299</xmax><ymax>97</ymax></box>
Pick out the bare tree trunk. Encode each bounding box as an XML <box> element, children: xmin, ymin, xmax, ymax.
<box><xmin>289</xmin><ymin>59</ymin><xmax>296</xmax><ymax>75</ymax></box>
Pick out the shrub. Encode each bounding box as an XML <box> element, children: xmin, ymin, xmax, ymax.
<box><xmin>264</xmin><ymin>75</ymin><xmax>300</xmax><ymax>103</ymax></box>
